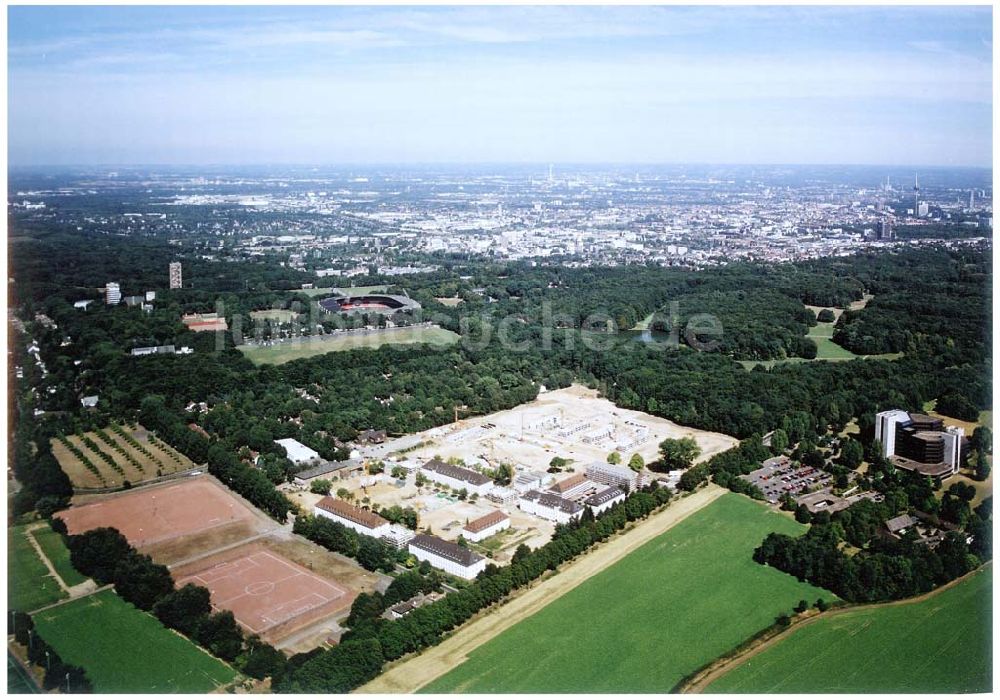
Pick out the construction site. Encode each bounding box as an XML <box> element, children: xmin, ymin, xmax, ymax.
<box><xmin>389</xmin><ymin>384</ymin><xmax>738</xmax><ymax>474</ymax></box>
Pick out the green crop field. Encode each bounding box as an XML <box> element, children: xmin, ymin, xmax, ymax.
<box><xmin>239</xmin><ymin>326</ymin><xmax>460</xmax><ymax>365</ymax></box>
<box><xmin>422</xmin><ymin>494</ymin><xmax>833</xmax><ymax>694</ymax></box>
<box><xmin>708</xmin><ymin>564</ymin><xmax>992</xmax><ymax>693</ymax></box>
<box><xmin>32</xmin><ymin>526</ymin><xmax>88</xmax><ymax>587</ymax></box>
<box><xmin>32</xmin><ymin>590</ymin><xmax>237</xmax><ymax>693</ymax></box>
<box><xmin>8</xmin><ymin>526</ymin><xmax>66</xmax><ymax>612</ymax></box>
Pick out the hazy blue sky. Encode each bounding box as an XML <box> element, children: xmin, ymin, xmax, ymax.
<box><xmin>7</xmin><ymin>5</ymin><xmax>993</xmax><ymax>166</ymax></box>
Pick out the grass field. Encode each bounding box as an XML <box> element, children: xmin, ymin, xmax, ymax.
<box><xmin>707</xmin><ymin>565</ymin><xmax>992</xmax><ymax>693</ymax></box>
<box><xmin>807</xmin><ymin>322</ymin><xmax>858</xmax><ymax>359</ymax></box>
<box><xmin>421</xmin><ymin>494</ymin><xmax>832</xmax><ymax>694</ymax></box>
<box><xmin>239</xmin><ymin>326</ymin><xmax>460</xmax><ymax>365</ymax></box>
<box><xmin>32</xmin><ymin>590</ymin><xmax>238</xmax><ymax>693</ymax></box>
<box><xmin>8</xmin><ymin>526</ymin><xmax>66</xmax><ymax>612</ymax></box>
<box><xmin>32</xmin><ymin>525</ymin><xmax>88</xmax><ymax>587</ymax></box>
<box><xmin>249</xmin><ymin>308</ymin><xmax>298</xmax><ymax>322</ymax></box>
<box><xmin>297</xmin><ymin>284</ymin><xmax>389</xmax><ymax>298</ymax></box>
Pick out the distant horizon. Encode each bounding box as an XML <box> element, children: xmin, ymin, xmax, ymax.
<box><xmin>8</xmin><ymin>162</ymin><xmax>993</xmax><ymax>171</ymax></box>
<box><xmin>8</xmin><ymin>6</ymin><xmax>992</xmax><ymax>167</ymax></box>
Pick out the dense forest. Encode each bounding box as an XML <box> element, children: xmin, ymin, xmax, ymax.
<box><xmin>7</xmin><ymin>227</ymin><xmax>992</xmax><ymax>693</ymax></box>
<box><xmin>9</xmin><ymin>237</ymin><xmax>991</xmax><ymax>521</ymax></box>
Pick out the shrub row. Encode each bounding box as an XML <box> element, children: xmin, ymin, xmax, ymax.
<box><xmin>54</xmin><ymin>523</ymin><xmax>287</xmax><ymax>681</ymax></box>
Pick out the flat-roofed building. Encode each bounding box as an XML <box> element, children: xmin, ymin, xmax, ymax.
<box><xmin>512</xmin><ymin>471</ymin><xmax>547</xmax><ymax>493</ymax></box>
<box><xmin>584</xmin><ymin>486</ymin><xmax>626</xmax><ymax>515</ymax></box>
<box><xmin>518</xmin><ymin>490</ymin><xmax>583</xmax><ymax>524</ymax></box>
<box><xmin>382</xmin><ymin>523</ymin><xmax>416</xmax><ymax>549</ymax></box>
<box><xmin>875</xmin><ymin>410</ymin><xmax>964</xmax><ymax>479</ymax></box>
<box><xmin>275</xmin><ymin>437</ymin><xmax>321</xmax><ymax>466</ymax></box>
<box><xmin>314</xmin><ymin>496</ymin><xmax>390</xmax><ymax>538</ymax></box>
<box><xmin>131</xmin><ymin>344</ymin><xmax>176</xmax><ymax>357</ymax></box>
<box><xmin>408</xmin><ymin>534</ymin><xmax>486</xmax><ymax>579</ymax></box>
<box><xmin>292</xmin><ymin>459</ymin><xmax>364</xmax><ymax>485</ymax></box>
<box><xmin>462</xmin><ymin>510</ymin><xmax>511</xmax><ymax>543</ymax></box>
<box><xmin>586</xmin><ymin>460</ymin><xmax>640</xmax><ymax>491</ymax></box>
<box><xmin>420</xmin><ymin>458</ymin><xmax>494</xmax><ymax>495</ymax></box>
<box><xmin>486</xmin><ymin>486</ymin><xmax>518</xmax><ymax>506</ymax></box>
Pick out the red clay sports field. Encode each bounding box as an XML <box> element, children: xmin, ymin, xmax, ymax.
<box><xmin>174</xmin><ymin>543</ymin><xmax>353</xmax><ymax>640</ymax></box>
<box><xmin>56</xmin><ymin>478</ymin><xmax>256</xmax><ymax>547</ymax></box>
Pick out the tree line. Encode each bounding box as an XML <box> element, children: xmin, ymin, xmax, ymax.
<box><xmin>275</xmin><ymin>484</ymin><xmax>672</xmax><ymax>692</ymax></box>
<box><xmin>53</xmin><ymin>524</ymin><xmax>288</xmax><ymax>682</ymax></box>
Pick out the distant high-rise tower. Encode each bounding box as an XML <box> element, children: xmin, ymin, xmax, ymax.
<box><xmin>913</xmin><ymin>173</ymin><xmax>920</xmax><ymax>214</ymax></box>
<box><xmin>169</xmin><ymin>261</ymin><xmax>182</xmax><ymax>289</ymax></box>
<box><xmin>876</xmin><ymin>220</ymin><xmax>893</xmax><ymax>241</ymax></box>
<box><xmin>970</xmin><ymin>190</ymin><xmax>975</xmax><ymax>209</ymax></box>
<box><xmin>548</xmin><ymin>164</ymin><xmax>554</xmax><ymax>183</ymax></box>
<box><xmin>106</xmin><ymin>282</ymin><xmax>121</xmax><ymax>306</ymax></box>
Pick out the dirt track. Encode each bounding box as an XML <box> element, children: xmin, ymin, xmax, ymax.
<box><xmin>680</xmin><ymin>563</ymin><xmax>993</xmax><ymax>693</ymax></box>
<box><xmin>356</xmin><ymin>484</ymin><xmax>726</xmax><ymax>694</ymax></box>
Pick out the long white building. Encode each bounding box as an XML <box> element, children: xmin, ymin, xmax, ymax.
<box><xmin>587</xmin><ymin>460</ymin><xmax>641</xmax><ymax>491</ymax></box>
<box><xmin>408</xmin><ymin>534</ymin><xmax>487</xmax><ymax>579</ymax></box>
<box><xmin>420</xmin><ymin>458</ymin><xmax>494</xmax><ymax>495</ymax></box>
<box><xmin>518</xmin><ymin>490</ymin><xmax>583</xmax><ymax>524</ymax></box>
<box><xmin>314</xmin><ymin>496</ymin><xmax>390</xmax><ymax>538</ymax></box>
<box><xmin>584</xmin><ymin>486</ymin><xmax>626</xmax><ymax>515</ymax></box>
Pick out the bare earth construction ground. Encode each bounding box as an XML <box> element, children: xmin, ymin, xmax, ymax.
<box><xmin>372</xmin><ymin>384</ymin><xmax>738</xmax><ymax>473</ymax></box>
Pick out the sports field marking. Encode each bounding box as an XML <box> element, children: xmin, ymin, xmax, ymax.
<box><xmin>177</xmin><ymin>550</ymin><xmax>348</xmax><ymax>635</ymax></box>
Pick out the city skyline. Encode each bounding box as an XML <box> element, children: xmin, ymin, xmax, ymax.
<box><xmin>8</xmin><ymin>5</ymin><xmax>994</xmax><ymax>167</ymax></box>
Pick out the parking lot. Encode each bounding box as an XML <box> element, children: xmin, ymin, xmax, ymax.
<box><xmin>741</xmin><ymin>458</ymin><xmax>834</xmax><ymax>504</ymax></box>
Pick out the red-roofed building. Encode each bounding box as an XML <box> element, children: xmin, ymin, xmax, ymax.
<box><xmin>462</xmin><ymin>510</ymin><xmax>511</xmax><ymax>543</ymax></box>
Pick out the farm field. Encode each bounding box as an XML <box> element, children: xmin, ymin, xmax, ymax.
<box><xmin>8</xmin><ymin>525</ymin><xmax>66</xmax><ymax>611</ymax></box>
<box><xmin>32</xmin><ymin>524</ymin><xmax>88</xmax><ymax>587</ymax></box>
<box><xmin>50</xmin><ymin>423</ymin><xmax>194</xmax><ymax>489</ymax></box>
<box><xmin>297</xmin><ymin>284</ymin><xmax>389</xmax><ymax>298</ymax></box>
<box><xmin>32</xmin><ymin>589</ymin><xmax>238</xmax><ymax>693</ymax></box>
<box><xmin>707</xmin><ymin>564</ymin><xmax>992</xmax><ymax>693</ymax></box>
<box><xmin>421</xmin><ymin>494</ymin><xmax>832</xmax><ymax>693</ymax></box>
<box><xmin>238</xmin><ymin>325</ymin><xmax>459</xmax><ymax>365</ymax></box>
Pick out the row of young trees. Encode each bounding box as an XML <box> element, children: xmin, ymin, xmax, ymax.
<box><xmin>275</xmin><ymin>484</ymin><xmax>673</xmax><ymax>692</ymax></box>
<box><xmin>56</xmin><ymin>525</ymin><xmax>287</xmax><ymax>681</ymax></box>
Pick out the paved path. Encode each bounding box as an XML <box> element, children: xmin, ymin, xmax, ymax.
<box><xmin>357</xmin><ymin>484</ymin><xmax>726</xmax><ymax>694</ymax></box>
<box><xmin>23</xmin><ymin>524</ymin><xmax>70</xmax><ymax>594</ymax></box>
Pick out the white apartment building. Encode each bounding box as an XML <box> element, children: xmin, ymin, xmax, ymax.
<box><xmin>314</xmin><ymin>497</ymin><xmax>390</xmax><ymax>538</ymax></box>
<box><xmin>408</xmin><ymin>534</ymin><xmax>487</xmax><ymax>580</ymax></box>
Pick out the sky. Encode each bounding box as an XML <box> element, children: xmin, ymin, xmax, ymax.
<box><xmin>6</xmin><ymin>5</ymin><xmax>994</xmax><ymax>167</ymax></box>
